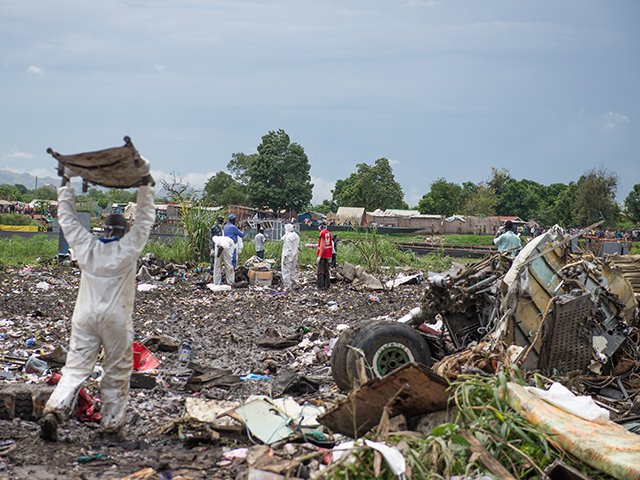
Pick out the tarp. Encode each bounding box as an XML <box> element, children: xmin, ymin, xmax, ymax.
<box><xmin>0</xmin><ymin>225</ymin><xmax>39</xmax><ymax>232</ymax></box>
<box><xmin>505</xmin><ymin>382</ymin><xmax>640</xmax><ymax>480</ymax></box>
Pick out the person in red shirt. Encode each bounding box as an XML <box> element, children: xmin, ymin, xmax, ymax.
<box><xmin>316</xmin><ymin>222</ymin><xmax>333</xmax><ymax>289</ymax></box>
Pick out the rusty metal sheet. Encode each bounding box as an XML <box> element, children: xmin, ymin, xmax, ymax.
<box><xmin>318</xmin><ymin>363</ymin><xmax>449</xmax><ymax>438</ymax></box>
<box><xmin>506</xmin><ymin>382</ymin><xmax>640</xmax><ymax>480</ymax></box>
<box><xmin>47</xmin><ymin>136</ymin><xmax>150</xmax><ymax>189</ymax></box>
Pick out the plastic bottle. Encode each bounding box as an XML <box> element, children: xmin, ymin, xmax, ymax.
<box><xmin>178</xmin><ymin>339</ymin><xmax>193</xmax><ymax>364</ymax></box>
<box><xmin>24</xmin><ymin>355</ymin><xmax>48</xmax><ymax>375</ymax></box>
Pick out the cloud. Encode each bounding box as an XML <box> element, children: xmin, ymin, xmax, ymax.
<box><xmin>388</xmin><ymin>158</ymin><xmax>400</xmax><ymax>166</ymax></box>
<box><xmin>311</xmin><ymin>176</ymin><xmax>335</xmax><ymax>204</ymax></box>
<box><xmin>404</xmin><ymin>0</ymin><xmax>441</xmax><ymax>7</ymax></box>
<box><xmin>3</xmin><ymin>150</ymin><xmax>35</xmax><ymax>160</ymax></box>
<box><xmin>603</xmin><ymin>111</ymin><xmax>630</xmax><ymax>129</ymax></box>
<box><xmin>407</xmin><ymin>188</ymin><xmax>423</xmax><ymax>209</ymax></box>
<box><xmin>26</xmin><ymin>65</ymin><xmax>44</xmax><ymax>75</ymax></box>
<box><xmin>154</xmin><ymin>64</ymin><xmax>167</xmax><ymax>72</ymax></box>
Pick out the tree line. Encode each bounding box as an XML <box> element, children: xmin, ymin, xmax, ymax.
<box><xmin>202</xmin><ymin>129</ymin><xmax>638</xmax><ymax>229</ymax></box>
<box><xmin>0</xmin><ymin>182</ymin><xmax>138</xmax><ymax>217</ymax></box>
<box><xmin>2</xmin><ymin>129</ymin><xmax>636</xmax><ymax>229</ymax></box>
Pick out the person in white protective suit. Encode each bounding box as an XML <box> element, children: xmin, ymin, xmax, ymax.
<box><xmin>212</xmin><ymin>235</ymin><xmax>236</xmax><ymax>285</ymax></box>
<box><xmin>281</xmin><ymin>223</ymin><xmax>300</xmax><ymax>289</ymax></box>
<box><xmin>41</xmin><ymin>176</ymin><xmax>156</xmax><ymax>441</ymax></box>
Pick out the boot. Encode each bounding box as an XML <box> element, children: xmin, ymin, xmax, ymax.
<box><xmin>41</xmin><ymin>412</ymin><xmax>59</xmax><ymax>441</ymax></box>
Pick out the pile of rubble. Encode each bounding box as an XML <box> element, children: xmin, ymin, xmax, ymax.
<box><xmin>326</xmin><ymin>227</ymin><xmax>640</xmax><ymax>479</ymax></box>
<box><xmin>1</xmin><ymin>226</ymin><xmax>640</xmax><ymax>479</ymax></box>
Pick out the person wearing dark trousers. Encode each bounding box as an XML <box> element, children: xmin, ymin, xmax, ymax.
<box><xmin>254</xmin><ymin>227</ymin><xmax>266</xmax><ymax>260</ymax></box>
<box><xmin>316</xmin><ymin>222</ymin><xmax>333</xmax><ymax>289</ymax></box>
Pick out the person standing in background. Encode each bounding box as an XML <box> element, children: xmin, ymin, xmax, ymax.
<box><xmin>223</xmin><ymin>213</ymin><xmax>244</xmax><ymax>268</ymax></box>
<box><xmin>316</xmin><ymin>222</ymin><xmax>333</xmax><ymax>289</ymax></box>
<box><xmin>281</xmin><ymin>223</ymin><xmax>300</xmax><ymax>289</ymax></box>
<box><xmin>254</xmin><ymin>227</ymin><xmax>266</xmax><ymax>260</ymax></box>
<box><xmin>209</xmin><ymin>216</ymin><xmax>224</xmax><ymax>276</ymax></box>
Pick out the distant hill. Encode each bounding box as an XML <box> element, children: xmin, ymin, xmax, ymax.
<box><xmin>0</xmin><ymin>169</ymin><xmax>169</xmax><ymax>199</ymax></box>
<box><xmin>0</xmin><ymin>169</ymin><xmax>60</xmax><ymax>189</ymax></box>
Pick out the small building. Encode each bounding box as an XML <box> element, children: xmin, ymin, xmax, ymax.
<box><xmin>335</xmin><ymin>207</ymin><xmax>366</xmax><ymax>226</ymax></box>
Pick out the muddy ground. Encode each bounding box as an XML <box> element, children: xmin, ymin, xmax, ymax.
<box><xmin>0</xmin><ymin>262</ymin><xmax>426</xmax><ymax>479</ymax></box>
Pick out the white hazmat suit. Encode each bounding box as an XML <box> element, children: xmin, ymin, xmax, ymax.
<box><xmin>43</xmin><ymin>184</ymin><xmax>156</xmax><ymax>432</ymax></box>
<box><xmin>281</xmin><ymin>224</ymin><xmax>300</xmax><ymax>289</ymax></box>
<box><xmin>212</xmin><ymin>235</ymin><xmax>235</xmax><ymax>285</ymax></box>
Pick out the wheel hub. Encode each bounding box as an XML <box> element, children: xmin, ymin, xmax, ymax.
<box><xmin>373</xmin><ymin>342</ymin><xmax>414</xmax><ymax>377</ymax></box>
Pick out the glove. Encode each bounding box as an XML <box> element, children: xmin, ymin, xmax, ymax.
<box><xmin>316</xmin><ymin>256</ymin><xmax>321</xmax><ymax>264</ymax></box>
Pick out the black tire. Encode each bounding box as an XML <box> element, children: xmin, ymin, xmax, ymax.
<box><xmin>331</xmin><ymin>319</ymin><xmax>378</xmax><ymax>391</ymax></box>
<box><xmin>14</xmin><ymin>392</ymin><xmax>34</xmax><ymax>420</ymax></box>
<box><xmin>345</xmin><ymin>321</ymin><xmax>431</xmax><ymax>386</ymax></box>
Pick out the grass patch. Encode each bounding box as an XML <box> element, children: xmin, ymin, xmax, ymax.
<box><xmin>0</xmin><ymin>236</ymin><xmax>57</xmax><ymax>267</ymax></box>
<box><xmin>443</xmin><ymin>234</ymin><xmax>495</xmax><ymax>246</ymax></box>
<box><xmin>631</xmin><ymin>242</ymin><xmax>640</xmax><ymax>255</ymax></box>
<box><xmin>0</xmin><ymin>214</ymin><xmax>41</xmax><ymax>227</ymax></box>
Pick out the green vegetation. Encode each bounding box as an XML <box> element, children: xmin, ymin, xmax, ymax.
<box><xmin>324</xmin><ymin>369</ymin><xmax>608</xmax><ymax>479</ymax></box>
<box><xmin>333</xmin><ymin>158</ymin><xmax>407</xmax><ymax>211</ymax></box>
<box><xmin>0</xmin><ymin>214</ymin><xmax>41</xmax><ymax>226</ymax></box>
<box><xmin>0</xmin><ymin>236</ymin><xmax>57</xmax><ymax>267</ymax></box>
<box><xmin>443</xmin><ymin>234</ymin><xmax>495</xmax><ymax>246</ymax></box>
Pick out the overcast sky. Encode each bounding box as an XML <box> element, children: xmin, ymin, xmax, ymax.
<box><xmin>1</xmin><ymin>0</ymin><xmax>638</xmax><ymax>205</ymax></box>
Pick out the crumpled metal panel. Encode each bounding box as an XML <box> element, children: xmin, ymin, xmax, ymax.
<box><xmin>319</xmin><ymin>363</ymin><xmax>449</xmax><ymax>438</ymax></box>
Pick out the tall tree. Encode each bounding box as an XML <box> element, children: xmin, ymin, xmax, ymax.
<box><xmin>624</xmin><ymin>184</ymin><xmax>640</xmax><ymax>224</ymax></box>
<box><xmin>13</xmin><ymin>184</ymin><xmax>28</xmax><ymax>196</ymax></box>
<box><xmin>203</xmin><ymin>171</ymin><xmax>248</xmax><ymax>206</ymax></box>
<box><xmin>332</xmin><ymin>158</ymin><xmax>406</xmax><ymax>211</ymax></box>
<box><xmin>29</xmin><ymin>185</ymin><xmax>58</xmax><ymax>201</ymax></box>
<box><xmin>0</xmin><ymin>184</ymin><xmax>23</xmax><ymax>201</ymax></box>
<box><xmin>497</xmin><ymin>178</ymin><xmax>544</xmax><ymax>220</ymax></box>
<box><xmin>417</xmin><ymin>178</ymin><xmax>463</xmax><ymax>216</ymax></box>
<box><xmin>227</xmin><ymin>152</ymin><xmax>257</xmax><ymax>186</ymax></box>
<box><xmin>461</xmin><ymin>184</ymin><xmax>497</xmax><ymax>216</ymax></box>
<box><xmin>488</xmin><ymin>167</ymin><xmax>512</xmax><ymax>199</ymax></box>
<box><xmin>573</xmin><ymin>168</ymin><xmax>619</xmax><ymax>227</ymax></box>
<box><xmin>159</xmin><ymin>172</ymin><xmax>195</xmax><ymax>203</ymax></box>
<box><xmin>248</xmin><ymin>129</ymin><xmax>313</xmax><ymax>214</ymax></box>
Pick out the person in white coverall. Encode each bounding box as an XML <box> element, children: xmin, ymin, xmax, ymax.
<box><xmin>281</xmin><ymin>223</ymin><xmax>300</xmax><ymax>289</ymax></box>
<box><xmin>41</xmin><ymin>176</ymin><xmax>156</xmax><ymax>441</ymax></box>
<box><xmin>212</xmin><ymin>235</ymin><xmax>236</xmax><ymax>285</ymax></box>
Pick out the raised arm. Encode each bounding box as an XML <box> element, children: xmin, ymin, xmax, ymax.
<box><xmin>119</xmin><ymin>185</ymin><xmax>156</xmax><ymax>255</ymax></box>
<box><xmin>57</xmin><ymin>186</ymin><xmax>96</xmax><ymax>260</ymax></box>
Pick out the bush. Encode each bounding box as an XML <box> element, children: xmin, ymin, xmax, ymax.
<box><xmin>179</xmin><ymin>205</ymin><xmax>224</xmax><ymax>263</ymax></box>
<box><xmin>0</xmin><ymin>236</ymin><xmax>57</xmax><ymax>267</ymax></box>
<box><xmin>0</xmin><ymin>214</ymin><xmax>40</xmax><ymax>226</ymax></box>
